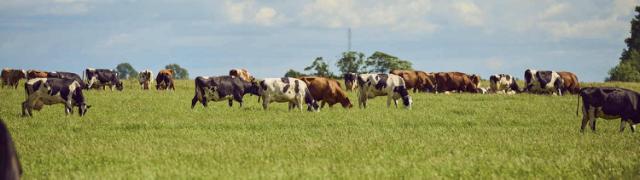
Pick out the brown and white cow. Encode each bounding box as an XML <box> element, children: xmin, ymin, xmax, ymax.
<box><xmin>558</xmin><ymin>71</ymin><xmax>580</xmax><ymax>94</ymax></box>
<box><xmin>22</xmin><ymin>78</ymin><xmax>91</xmax><ymax>117</ymax></box>
<box><xmin>0</xmin><ymin>120</ymin><xmax>22</xmax><ymax>180</ymax></box>
<box><xmin>357</xmin><ymin>73</ymin><xmax>412</xmax><ymax>109</ymax></box>
<box><xmin>229</xmin><ymin>69</ymin><xmax>255</xmax><ymax>82</ymax></box>
<box><xmin>156</xmin><ymin>69</ymin><xmax>175</xmax><ymax>91</ymax></box>
<box><xmin>138</xmin><ymin>69</ymin><xmax>153</xmax><ymax>90</ymax></box>
<box><xmin>1</xmin><ymin>68</ymin><xmax>26</xmax><ymax>89</ymax></box>
<box><xmin>299</xmin><ymin>77</ymin><xmax>352</xmax><ymax>109</ymax></box>
<box><xmin>258</xmin><ymin>77</ymin><xmax>319</xmax><ymax>112</ymax></box>
<box><xmin>434</xmin><ymin>72</ymin><xmax>482</xmax><ymax>93</ymax></box>
<box><xmin>343</xmin><ymin>73</ymin><xmax>358</xmax><ymax>91</ymax></box>
<box><xmin>27</xmin><ymin>70</ymin><xmax>48</xmax><ymax>80</ymax></box>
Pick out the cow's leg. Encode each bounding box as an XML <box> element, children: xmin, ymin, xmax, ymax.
<box><xmin>386</xmin><ymin>95</ymin><xmax>392</xmax><ymax>108</ymax></box>
<box><xmin>65</xmin><ymin>100</ymin><xmax>74</xmax><ymax>115</ymax></box>
<box><xmin>630</xmin><ymin>123</ymin><xmax>636</xmax><ymax>133</ymax></box>
<box><xmin>262</xmin><ymin>96</ymin><xmax>269</xmax><ymax>110</ymax></box>
<box><xmin>321</xmin><ymin>101</ymin><xmax>326</xmax><ymax>108</ymax></box>
<box><xmin>233</xmin><ymin>93</ymin><xmax>243</xmax><ymax>108</ymax></box>
<box><xmin>228</xmin><ymin>99</ymin><xmax>233</xmax><ymax>107</ymax></box>
<box><xmin>580</xmin><ymin>106</ymin><xmax>590</xmax><ymax>132</ymax></box>
<box><xmin>191</xmin><ymin>95</ymin><xmax>199</xmax><ymax>109</ymax></box>
<box><xmin>620</xmin><ymin>119</ymin><xmax>627</xmax><ymax>132</ymax></box>
<box><xmin>21</xmin><ymin>101</ymin><xmax>29</xmax><ymax>117</ymax></box>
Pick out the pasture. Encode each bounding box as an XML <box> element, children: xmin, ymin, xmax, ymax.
<box><xmin>1</xmin><ymin>80</ymin><xmax>639</xmax><ymax>179</ymax></box>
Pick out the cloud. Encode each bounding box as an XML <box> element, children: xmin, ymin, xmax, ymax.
<box><xmin>224</xmin><ymin>0</ymin><xmax>284</xmax><ymax>26</ymax></box>
<box><xmin>0</xmin><ymin>0</ymin><xmax>91</xmax><ymax>16</ymax></box>
<box><xmin>452</xmin><ymin>1</ymin><xmax>484</xmax><ymax>27</ymax></box>
<box><xmin>538</xmin><ymin>3</ymin><xmax>568</xmax><ymax>20</ymax></box>
<box><xmin>255</xmin><ymin>7</ymin><xmax>278</xmax><ymax>26</ymax></box>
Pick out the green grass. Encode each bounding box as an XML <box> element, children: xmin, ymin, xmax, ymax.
<box><xmin>1</xmin><ymin>79</ymin><xmax>639</xmax><ymax>179</ymax></box>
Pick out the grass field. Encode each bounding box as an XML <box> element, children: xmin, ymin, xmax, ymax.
<box><xmin>1</xmin><ymin>79</ymin><xmax>639</xmax><ymax>179</ymax></box>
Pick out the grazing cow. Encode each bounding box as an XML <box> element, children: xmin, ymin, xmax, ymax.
<box><xmin>191</xmin><ymin>76</ymin><xmax>260</xmax><ymax>108</ymax></box>
<box><xmin>558</xmin><ymin>71</ymin><xmax>580</xmax><ymax>94</ymax></box>
<box><xmin>0</xmin><ymin>120</ymin><xmax>22</xmax><ymax>180</ymax></box>
<box><xmin>488</xmin><ymin>74</ymin><xmax>520</xmax><ymax>94</ymax></box>
<box><xmin>258</xmin><ymin>77</ymin><xmax>319</xmax><ymax>112</ymax></box>
<box><xmin>22</xmin><ymin>78</ymin><xmax>91</xmax><ymax>117</ymax></box>
<box><xmin>84</xmin><ymin>68</ymin><xmax>123</xmax><ymax>91</ymax></box>
<box><xmin>578</xmin><ymin>87</ymin><xmax>640</xmax><ymax>132</ymax></box>
<box><xmin>343</xmin><ymin>73</ymin><xmax>358</xmax><ymax>91</ymax></box>
<box><xmin>415</xmin><ymin>71</ymin><xmax>436</xmax><ymax>92</ymax></box>
<box><xmin>27</xmin><ymin>70</ymin><xmax>48</xmax><ymax>80</ymax></box>
<box><xmin>229</xmin><ymin>69</ymin><xmax>255</xmax><ymax>82</ymax></box>
<box><xmin>524</xmin><ymin>69</ymin><xmax>563</xmax><ymax>95</ymax></box>
<box><xmin>357</xmin><ymin>74</ymin><xmax>412</xmax><ymax>109</ymax></box>
<box><xmin>138</xmin><ymin>70</ymin><xmax>153</xmax><ymax>90</ymax></box>
<box><xmin>299</xmin><ymin>77</ymin><xmax>352</xmax><ymax>109</ymax></box>
<box><xmin>434</xmin><ymin>72</ymin><xmax>482</xmax><ymax>93</ymax></box>
<box><xmin>156</xmin><ymin>69</ymin><xmax>175</xmax><ymax>91</ymax></box>
<box><xmin>47</xmin><ymin>71</ymin><xmax>86</xmax><ymax>89</ymax></box>
<box><xmin>1</xmin><ymin>68</ymin><xmax>27</xmax><ymax>89</ymax></box>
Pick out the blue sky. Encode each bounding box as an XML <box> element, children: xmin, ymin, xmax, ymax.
<box><xmin>0</xmin><ymin>0</ymin><xmax>638</xmax><ymax>82</ymax></box>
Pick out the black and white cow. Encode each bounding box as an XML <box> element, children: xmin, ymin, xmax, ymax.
<box><xmin>22</xmin><ymin>78</ymin><xmax>91</xmax><ymax>117</ymax></box>
<box><xmin>84</xmin><ymin>68</ymin><xmax>123</xmax><ymax>91</ymax></box>
<box><xmin>524</xmin><ymin>69</ymin><xmax>563</xmax><ymax>95</ymax></box>
<box><xmin>0</xmin><ymin>120</ymin><xmax>22</xmax><ymax>180</ymax></box>
<box><xmin>138</xmin><ymin>69</ymin><xmax>153</xmax><ymax>90</ymax></box>
<box><xmin>489</xmin><ymin>74</ymin><xmax>520</xmax><ymax>94</ymax></box>
<box><xmin>357</xmin><ymin>73</ymin><xmax>412</xmax><ymax>109</ymax></box>
<box><xmin>47</xmin><ymin>71</ymin><xmax>86</xmax><ymax>89</ymax></box>
<box><xmin>343</xmin><ymin>73</ymin><xmax>358</xmax><ymax>91</ymax></box>
<box><xmin>191</xmin><ymin>76</ymin><xmax>260</xmax><ymax>108</ymax></box>
<box><xmin>259</xmin><ymin>77</ymin><xmax>319</xmax><ymax>112</ymax></box>
<box><xmin>578</xmin><ymin>87</ymin><xmax>640</xmax><ymax>132</ymax></box>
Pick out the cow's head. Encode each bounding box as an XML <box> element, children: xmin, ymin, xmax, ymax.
<box><xmin>394</xmin><ymin>86</ymin><xmax>412</xmax><ymax>109</ymax></box>
<box><xmin>247</xmin><ymin>81</ymin><xmax>262</xmax><ymax>96</ymax></box>
<box><xmin>78</xmin><ymin>103</ymin><xmax>92</xmax><ymax>116</ymax></box>
<box><xmin>116</xmin><ymin>81</ymin><xmax>124</xmax><ymax>91</ymax></box>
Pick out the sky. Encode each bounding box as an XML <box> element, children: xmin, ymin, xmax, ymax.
<box><xmin>0</xmin><ymin>0</ymin><xmax>639</xmax><ymax>82</ymax></box>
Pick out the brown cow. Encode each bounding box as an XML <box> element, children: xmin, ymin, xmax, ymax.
<box><xmin>415</xmin><ymin>71</ymin><xmax>436</xmax><ymax>92</ymax></box>
<box><xmin>156</xmin><ymin>69</ymin><xmax>175</xmax><ymax>90</ymax></box>
<box><xmin>27</xmin><ymin>70</ymin><xmax>48</xmax><ymax>80</ymax></box>
<box><xmin>229</xmin><ymin>69</ymin><xmax>255</xmax><ymax>82</ymax></box>
<box><xmin>558</xmin><ymin>71</ymin><xmax>580</xmax><ymax>94</ymax></box>
<box><xmin>390</xmin><ymin>70</ymin><xmax>420</xmax><ymax>93</ymax></box>
<box><xmin>0</xmin><ymin>119</ymin><xmax>22</xmax><ymax>180</ymax></box>
<box><xmin>299</xmin><ymin>77</ymin><xmax>352</xmax><ymax>108</ymax></box>
<box><xmin>1</xmin><ymin>69</ymin><xmax>26</xmax><ymax>89</ymax></box>
<box><xmin>435</xmin><ymin>72</ymin><xmax>482</xmax><ymax>93</ymax></box>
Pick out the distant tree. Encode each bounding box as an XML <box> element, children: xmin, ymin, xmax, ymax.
<box><xmin>165</xmin><ymin>64</ymin><xmax>189</xmax><ymax>79</ymax></box>
<box><xmin>608</xmin><ymin>6</ymin><xmax>640</xmax><ymax>82</ymax></box>
<box><xmin>284</xmin><ymin>69</ymin><xmax>306</xmax><ymax>78</ymax></box>
<box><xmin>115</xmin><ymin>62</ymin><xmax>138</xmax><ymax>80</ymax></box>
<box><xmin>304</xmin><ymin>57</ymin><xmax>335</xmax><ymax>77</ymax></box>
<box><xmin>336</xmin><ymin>51</ymin><xmax>366</xmax><ymax>75</ymax></box>
<box><xmin>365</xmin><ymin>51</ymin><xmax>413</xmax><ymax>73</ymax></box>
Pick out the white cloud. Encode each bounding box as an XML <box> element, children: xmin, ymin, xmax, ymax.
<box><xmin>538</xmin><ymin>3</ymin><xmax>568</xmax><ymax>20</ymax></box>
<box><xmin>224</xmin><ymin>0</ymin><xmax>284</xmax><ymax>26</ymax></box>
<box><xmin>255</xmin><ymin>7</ymin><xmax>278</xmax><ymax>26</ymax></box>
<box><xmin>452</xmin><ymin>1</ymin><xmax>484</xmax><ymax>27</ymax></box>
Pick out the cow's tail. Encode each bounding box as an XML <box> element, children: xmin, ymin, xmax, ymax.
<box><xmin>576</xmin><ymin>92</ymin><xmax>581</xmax><ymax>117</ymax></box>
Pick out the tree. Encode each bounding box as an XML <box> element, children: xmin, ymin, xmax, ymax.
<box><xmin>336</xmin><ymin>51</ymin><xmax>366</xmax><ymax>75</ymax></box>
<box><xmin>284</xmin><ymin>69</ymin><xmax>306</xmax><ymax>78</ymax></box>
<box><xmin>608</xmin><ymin>6</ymin><xmax>640</xmax><ymax>82</ymax></box>
<box><xmin>365</xmin><ymin>51</ymin><xmax>413</xmax><ymax>73</ymax></box>
<box><xmin>304</xmin><ymin>57</ymin><xmax>335</xmax><ymax>77</ymax></box>
<box><xmin>115</xmin><ymin>62</ymin><xmax>138</xmax><ymax>80</ymax></box>
<box><xmin>165</xmin><ymin>64</ymin><xmax>189</xmax><ymax>79</ymax></box>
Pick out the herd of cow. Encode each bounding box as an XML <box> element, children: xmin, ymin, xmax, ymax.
<box><xmin>1</xmin><ymin>67</ymin><xmax>638</xmax><ymax>133</ymax></box>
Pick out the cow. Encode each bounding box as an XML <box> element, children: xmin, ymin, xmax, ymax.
<box><xmin>578</xmin><ymin>87</ymin><xmax>640</xmax><ymax>132</ymax></box>
<box><xmin>47</xmin><ymin>71</ymin><xmax>86</xmax><ymax>89</ymax></box>
<box><xmin>0</xmin><ymin>120</ymin><xmax>22</xmax><ymax>180</ymax></box>
<box><xmin>488</xmin><ymin>74</ymin><xmax>520</xmax><ymax>94</ymax></box>
<box><xmin>84</xmin><ymin>68</ymin><xmax>123</xmax><ymax>91</ymax></box>
<box><xmin>434</xmin><ymin>72</ymin><xmax>482</xmax><ymax>93</ymax></box>
<box><xmin>523</xmin><ymin>69</ymin><xmax>563</xmax><ymax>95</ymax></box>
<box><xmin>27</xmin><ymin>70</ymin><xmax>48</xmax><ymax>80</ymax></box>
<box><xmin>343</xmin><ymin>73</ymin><xmax>358</xmax><ymax>91</ymax></box>
<box><xmin>22</xmin><ymin>78</ymin><xmax>91</xmax><ymax>117</ymax></box>
<box><xmin>258</xmin><ymin>77</ymin><xmax>319</xmax><ymax>112</ymax></box>
<box><xmin>558</xmin><ymin>71</ymin><xmax>580</xmax><ymax>94</ymax></box>
<box><xmin>138</xmin><ymin>70</ymin><xmax>153</xmax><ymax>90</ymax></box>
<box><xmin>191</xmin><ymin>76</ymin><xmax>261</xmax><ymax>108</ymax></box>
<box><xmin>156</xmin><ymin>69</ymin><xmax>175</xmax><ymax>91</ymax></box>
<box><xmin>1</xmin><ymin>68</ymin><xmax>26</xmax><ymax>89</ymax></box>
<box><xmin>299</xmin><ymin>77</ymin><xmax>352</xmax><ymax>109</ymax></box>
<box><xmin>415</xmin><ymin>71</ymin><xmax>436</xmax><ymax>92</ymax></box>
<box><xmin>229</xmin><ymin>69</ymin><xmax>255</xmax><ymax>82</ymax></box>
<box><xmin>357</xmin><ymin>73</ymin><xmax>412</xmax><ymax>109</ymax></box>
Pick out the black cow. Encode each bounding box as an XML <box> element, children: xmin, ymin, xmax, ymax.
<box><xmin>0</xmin><ymin>120</ymin><xmax>22</xmax><ymax>180</ymax></box>
<box><xmin>578</xmin><ymin>87</ymin><xmax>640</xmax><ymax>132</ymax></box>
<box><xmin>343</xmin><ymin>73</ymin><xmax>358</xmax><ymax>91</ymax></box>
<box><xmin>22</xmin><ymin>78</ymin><xmax>91</xmax><ymax>117</ymax></box>
<box><xmin>85</xmin><ymin>68</ymin><xmax>123</xmax><ymax>91</ymax></box>
<box><xmin>191</xmin><ymin>76</ymin><xmax>260</xmax><ymax>108</ymax></box>
<box><xmin>47</xmin><ymin>71</ymin><xmax>86</xmax><ymax>88</ymax></box>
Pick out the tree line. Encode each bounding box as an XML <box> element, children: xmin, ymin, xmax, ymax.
<box><xmin>114</xmin><ymin>63</ymin><xmax>189</xmax><ymax>80</ymax></box>
<box><xmin>608</xmin><ymin>6</ymin><xmax>640</xmax><ymax>82</ymax></box>
<box><xmin>285</xmin><ymin>51</ymin><xmax>413</xmax><ymax>78</ymax></box>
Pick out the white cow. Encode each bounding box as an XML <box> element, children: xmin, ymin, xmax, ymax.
<box><xmin>357</xmin><ymin>73</ymin><xmax>412</xmax><ymax>109</ymax></box>
<box><xmin>259</xmin><ymin>77</ymin><xmax>319</xmax><ymax>112</ymax></box>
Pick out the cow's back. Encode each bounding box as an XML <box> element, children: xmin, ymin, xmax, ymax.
<box><xmin>558</xmin><ymin>71</ymin><xmax>580</xmax><ymax>94</ymax></box>
<box><xmin>0</xmin><ymin>120</ymin><xmax>21</xmax><ymax>180</ymax></box>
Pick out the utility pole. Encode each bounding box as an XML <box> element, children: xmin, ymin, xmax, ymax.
<box><xmin>347</xmin><ymin>28</ymin><xmax>351</xmax><ymax>52</ymax></box>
